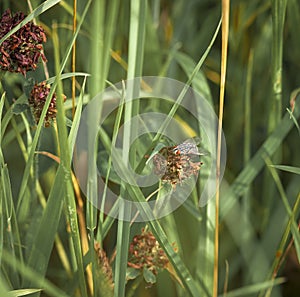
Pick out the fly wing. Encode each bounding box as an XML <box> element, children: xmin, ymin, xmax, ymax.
<box><xmin>174</xmin><ymin>137</ymin><xmax>204</xmax><ymax>155</ymax></box>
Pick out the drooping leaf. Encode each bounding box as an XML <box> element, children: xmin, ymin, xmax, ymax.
<box><xmin>270</xmin><ymin>165</ymin><xmax>300</xmax><ymax>175</ymax></box>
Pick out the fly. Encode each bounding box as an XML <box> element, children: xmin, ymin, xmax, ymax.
<box><xmin>150</xmin><ymin>137</ymin><xmax>207</xmax><ymax>188</ymax></box>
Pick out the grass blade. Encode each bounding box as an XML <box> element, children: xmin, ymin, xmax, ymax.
<box><xmin>218</xmin><ymin>278</ymin><xmax>285</xmax><ymax>297</ymax></box>
<box><xmin>99</xmin><ymin>127</ymin><xmax>204</xmax><ymax>296</ymax></box>
<box><xmin>114</xmin><ymin>1</ymin><xmax>147</xmax><ymax>296</ymax></box>
<box><xmin>23</xmin><ymin>1</ymin><xmax>92</xmax><ymax>294</ymax></box>
<box><xmin>269</xmin><ymin>165</ymin><xmax>300</xmax><ymax>175</ymax></box>
<box><xmin>2</xmin><ymin>249</ymin><xmax>71</xmax><ymax>297</ymax></box>
<box><xmin>221</xmin><ymin>106</ymin><xmax>300</xmax><ymax>219</ymax></box>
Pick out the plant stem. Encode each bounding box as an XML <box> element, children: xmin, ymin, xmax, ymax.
<box><xmin>214</xmin><ymin>1</ymin><xmax>230</xmax><ymax>296</ymax></box>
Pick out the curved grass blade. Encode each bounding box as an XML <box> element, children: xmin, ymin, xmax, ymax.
<box><xmin>135</xmin><ymin>18</ymin><xmax>222</xmax><ymax>175</ymax></box>
<box><xmin>2</xmin><ymin>249</ymin><xmax>71</xmax><ymax>297</ymax></box>
<box><xmin>7</xmin><ymin>289</ymin><xmax>42</xmax><ymax>297</ymax></box>
<box><xmin>287</xmin><ymin>108</ymin><xmax>300</xmax><ymax>135</ymax></box>
<box><xmin>153</xmin><ymin>19</ymin><xmax>221</xmax><ymax>144</ymax></box>
<box><xmin>270</xmin><ymin>165</ymin><xmax>300</xmax><ymax>175</ymax></box>
<box><xmin>218</xmin><ymin>278</ymin><xmax>285</xmax><ymax>297</ymax></box>
<box><xmin>173</xmin><ymin>51</ymin><xmax>213</xmax><ymax>106</ymax></box>
<box><xmin>46</xmin><ymin>72</ymin><xmax>90</xmax><ymax>85</ymax></box>
<box><xmin>221</xmin><ymin>106</ymin><xmax>300</xmax><ymax>219</ymax></box>
<box><xmin>266</xmin><ymin>158</ymin><xmax>300</xmax><ymax>262</ymax></box>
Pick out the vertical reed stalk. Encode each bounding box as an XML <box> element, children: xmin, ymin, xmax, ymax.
<box><xmin>262</xmin><ymin>0</ymin><xmax>287</xmax><ymax>231</ymax></box>
<box><xmin>214</xmin><ymin>1</ymin><xmax>230</xmax><ymax>296</ymax></box>
<box><xmin>114</xmin><ymin>1</ymin><xmax>147</xmax><ymax>296</ymax></box>
<box><xmin>71</xmin><ymin>0</ymin><xmax>77</xmax><ymax>118</ymax></box>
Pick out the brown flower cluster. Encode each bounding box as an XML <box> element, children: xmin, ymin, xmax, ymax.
<box><xmin>28</xmin><ymin>82</ymin><xmax>66</xmax><ymax>127</ymax></box>
<box><xmin>0</xmin><ymin>9</ymin><xmax>61</xmax><ymax>127</ymax></box>
<box><xmin>128</xmin><ymin>228</ymin><xmax>169</xmax><ymax>275</ymax></box>
<box><xmin>94</xmin><ymin>241</ymin><xmax>114</xmax><ymax>287</ymax></box>
<box><xmin>0</xmin><ymin>9</ymin><xmax>47</xmax><ymax>75</ymax></box>
<box><xmin>152</xmin><ymin>139</ymin><xmax>203</xmax><ymax>188</ymax></box>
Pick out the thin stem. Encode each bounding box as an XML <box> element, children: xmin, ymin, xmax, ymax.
<box><xmin>214</xmin><ymin>1</ymin><xmax>230</xmax><ymax>297</ymax></box>
<box><xmin>130</xmin><ymin>185</ymin><xmax>163</xmax><ymax>225</ymax></box>
<box><xmin>71</xmin><ymin>0</ymin><xmax>77</xmax><ymax>118</ymax></box>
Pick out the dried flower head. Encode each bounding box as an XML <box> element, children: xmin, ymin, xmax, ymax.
<box><xmin>128</xmin><ymin>228</ymin><xmax>170</xmax><ymax>276</ymax></box>
<box><xmin>28</xmin><ymin>81</ymin><xmax>66</xmax><ymax>127</ymax></box>
<box><xmin>152</xmin><ymin>138</ymin><xmax>204</xmax><ymax>188</ymax></box>
<box><xmin>0</xmin><ymin>9</ymin><xmax>47</xmax><ymax>75</ymax></box>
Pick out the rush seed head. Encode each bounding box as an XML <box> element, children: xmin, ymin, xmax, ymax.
<box><xmin>128</xmin><ymin>228</ymin><xmax>170</xmax><ymax>275</ymax></box>
<box><xmin>28</xmin><ymin>81</ymin><xmax>66</xmax><ymax>127</ymax></box>
<box><xmin>152</xmin><ymin>138</ymin><xmax>204</xmax><ymax>188</ymax></box>
<box><xmin>0</xmin><ymin>9</ymin><xmax>47</xmax><ymax>75</ymax></box>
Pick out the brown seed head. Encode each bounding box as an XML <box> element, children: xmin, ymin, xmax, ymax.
<box><xmin>28</xmin><ymin>81</ymin><xmax>66</xmax><ymax>127</ymax></box>
<box><xmin>128</xmin><ymin>228</ymin><xmax>170</xmax><ymax>275</ymax></box>
<box><xmin>0</xmin><ymin>9</ymin><xmax>47</xmax><ymax>75</ymax></box>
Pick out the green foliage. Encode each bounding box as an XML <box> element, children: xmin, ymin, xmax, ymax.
<box><xmin>0</xmin><ymin>1</ymin><xmax>300</xmax><ymax>297</ymax></box>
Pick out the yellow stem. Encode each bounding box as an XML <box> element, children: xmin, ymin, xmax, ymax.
<box><xmin>214</xmin><ymin>1</ymin><xmax>230</xmax><ymax>297</ymax></box>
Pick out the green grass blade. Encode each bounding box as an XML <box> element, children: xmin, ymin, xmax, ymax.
<box><xmin>46</xmin><ymin>72</ymin><xmax>90</xmax><ymax>85</ymax></box>
<box><xmin>0</xmin><ymin>92</ymin><xmax>5</xmax><ymax>136</ymax></box>
<box><xmin>86</xmin><ymin>0</ymin><xmax>105</xmax><ymax>244</ymax></box>
<box><xmin>23</xmin><ymin>1</ymin><xmax>92</xmax><ymax>293</ymax></box>
<box><xmin>218</xmin><ymin>278</ymin><xmax>285</xmax><ymax>297</ymax></box>
<box><xmin>114</xmin><ymin>1</ymin><xmax>147</xmax><ymax>296</ymax></box>
<box><xmin>53</xmin><ymin>24</ymin><xmax>88</xmax><ymax>297</ymax></box>
<box><xmin>261</xmin><ymin>0</ymin><xmax>288</xmax><ymax>234</ymax></box>
<box><xmin>1</xmin><ymin>165</ymin><xmax>21</xmax><ymax>287</ymax></box>
<box><xmin>99</xmin><ymin>127</ymin><xmax>203</xmax><ymax>296</ymax></box>
<box><xmin>0</xmin><ymin>94</ymin><xmax>23</xmax><ymax>287</ymax></box>
<box><xmin>98</xmin><ymin>84</ymin><xmax>125</xmax><ymax>241</ymax></box>
<box><xmin>0</xmin><ymin>94</ymin><xmax>23</xmax><ymax>141</ymax></box>
<box><xmin>24</xmin><ymin>167</ymin><xmax>65</xmax><ymax>286</ymax></box>
<box><xmin>269</xmin><ymin>0</ymin><xmax>287</xmax><ymax>127</ymax></box>
<box><xmin>135</xmin><ymin>18</ymin><xmax>222</xmax><ymax>175</ymax></box>
<box><xmin>102</xmin><ymin>0</ymin><xmax>120</xmax><ymax>80</ymax></box>
<box><xmin>221</xmin><ymin>106</ymin><xmax>300</xmax><ymax>219</ymax></box>
<box><xmin>149</xmin><ymin>219</ymin><xmax>207</xmax><ymax>297</ymax></box>
<box><xmin>2</xmin><ymin>249</ymin><xmax>71</xmax><ymax>297</ymax></box>
<box><xmin>113</xmin><ymin>201</ymin><xmax>131</xmax><ymax>297</ymax></box>
<box><xmin>266</xmin><ymin>159</ymin><xmax>300</xmax><ymax>261</ymax></box>
<box><xmin>173</xmin><ymin>51</ymin><xmax>213</xmax><ymax>105</ymax></box>
<box><xmin>0</xmin><ymin>92</ymin><xmax>5</xmax><ymax>264</ymax></box>
<box><xmin>286</xmin><ymin>107</ymin><xmax>300</xmax><ymax>135</ymax></box>
<box><xmin>240</xmin><ymin>49</ymin><xmax>254</xmax><ymax>285</ymax></box>
<box><xmin>89</xmin><ymin>0</ymin><xmax>104</xmax><ymax>97</ymax></box>
<box><xmin>7</xmin><ymin>289</ymin><xmax>42</xmax><ymax>297</ymax></box>
<box><xmin>269</xmin><ymin>165</ymin><xmax>300</xmax><ymax>175</ymax></box>
<box><xmin>153</xmin><ymin>18</ymin><xmax>221</xmax><ymax>143</ymax></box>
<box><xmin>68</xmin><ymin>76</ymin><xmax>87</xmax><ymax>153</ymax></box>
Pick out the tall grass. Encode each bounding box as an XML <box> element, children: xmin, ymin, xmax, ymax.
<box><xmin>0</xmin><ymin>1</ymin><xmax>300</xmax><ymax>297</ymax></box>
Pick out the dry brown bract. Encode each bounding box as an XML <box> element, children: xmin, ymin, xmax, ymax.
<box><xmin>0</xmin><ymin>9</ymin><xmax>47</xmax><ymax>75</ymax></box>
<box><xmin>152</xmin><ymin>139</ymin><xmax>203</xmax><ymax>188</ymax></box>
<box><xmin>28</xmin><ymin>81</ymin><xmax>66</xmax><ymax>127</ymax></box>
